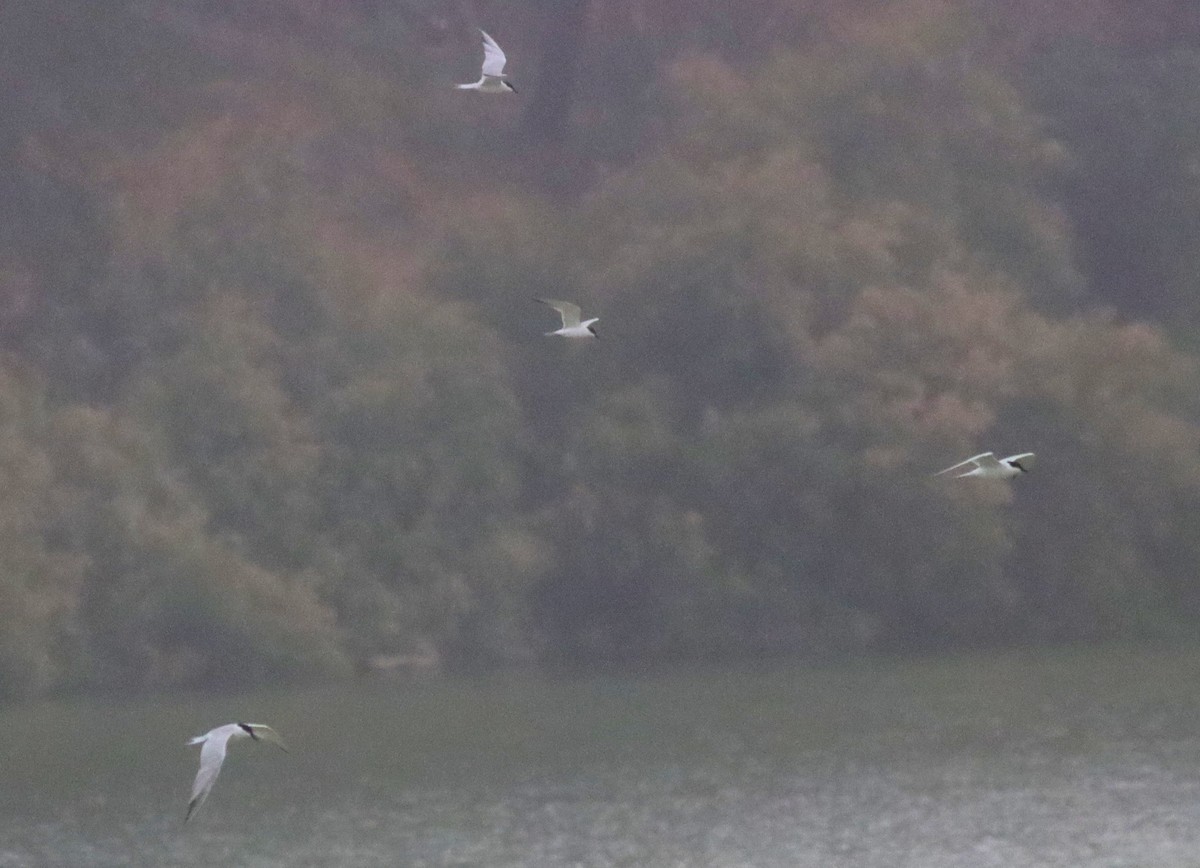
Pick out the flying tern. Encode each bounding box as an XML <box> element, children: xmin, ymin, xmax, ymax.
<box><xmin>535</xmin><ymin>298</ymin><xmax>599</xmax><ymax>338</ymax></box>
<box><xmin>934</xmin><ymin>452</ymin><xmax>1035</xmax><ymax>479</ymax></box>
<box><xmin>456</xmin><ymin>30</ymin><xmax>517</xmax><ymax>93</ymax></box>
<box><xmin>185</xmin><ymin>722</ymin><xmax>288</xmax><ymax>822</ymax></box>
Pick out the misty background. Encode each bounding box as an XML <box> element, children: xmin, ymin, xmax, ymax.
<box><xmin>2</xmin><ymin>0</ymin><xmax>1200</xmax><ymax>700</ymax></box>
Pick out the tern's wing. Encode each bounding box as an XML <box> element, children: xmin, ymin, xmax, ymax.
<box><xmin>246</xmin><ymin>723</ymin><xmax>289</xmax><ymax>752</ymax></box>
<box><xmin>479</xmin><ymin>30</ymin><xmax>507</xmax><ymax>77</ymax></box>
<box><xmin>535</xmin><ymin>298</ymin><xmax>581</xmax><ymax>328</ymax></box>
<box><xmin>186</xmin><ymin>731</ymin><xmax>232</xmax><ymax>822</ymax></box>
<box><xmin>1003</xmin><ymin>452</ymin><xmax>1035</xmax><ymax>471</ymax></box>
<box><xmin>934</xmin><ymin>452</ymin><xmax>996</xmax><ymax>476</ymax></box>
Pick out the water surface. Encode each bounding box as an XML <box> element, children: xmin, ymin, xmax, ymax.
<box><xmin>3</xmin><ymin>645</ymin><xmax>1200</xmax><ymax>866</ymax></box>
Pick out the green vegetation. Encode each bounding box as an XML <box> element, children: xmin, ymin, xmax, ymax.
<box><xmin>1</xmin><ymin>0</ymin><xmax>1199</xmax><ymax>697</ymax></box>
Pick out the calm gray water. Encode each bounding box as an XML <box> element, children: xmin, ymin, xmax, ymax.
<box><xmin>4</xmin><ymin>646</ymin><xmax>1200</xmax><ymax>867</ymax></box>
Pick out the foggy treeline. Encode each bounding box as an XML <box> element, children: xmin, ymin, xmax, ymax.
<box><xmin>2</xmin><ymin>0</ymin><xmax>1200</xmax><ymax>698</ymax></box>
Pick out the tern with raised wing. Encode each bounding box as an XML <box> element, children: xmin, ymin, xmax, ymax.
<box><xmin>535</xmin><ymin>298</ymin><xmax>599</xmax><ymax>338</ymax></box>
<box><xmin>185</xmin><ymin>722</ymin><xmax>288</xmax><ymax>822</ymax></box>
<box><xmin>934</xmin><ymin>452</ymin><xmax>1035</xmax><ymax>479</ymax></box>
<box><xmin>456</xmin><ymin>29</ymin><xmax>517</xmax><ymax>93</ymax></box>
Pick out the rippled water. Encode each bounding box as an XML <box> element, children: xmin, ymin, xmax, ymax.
<box><xmin>4</xmin><ymin>646</ymin><xmax>1200</xmax><ymax>866</ymax></box>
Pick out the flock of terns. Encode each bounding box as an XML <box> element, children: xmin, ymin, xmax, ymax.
<box><xmin>183</xmin><ymin>29</ymin><xmax>1034</xmax><ymax>823</ymax></box>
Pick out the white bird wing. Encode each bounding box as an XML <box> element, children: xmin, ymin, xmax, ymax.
<box><xmin>479</xmin><ymin>30</ymin><xmax>507</xmax><ymax>77</ymax></box>
<box><xmin>934</xmin><ymin>452</ymin><xmax>998</xmax><ymax>476</ymax></box>
<box><xmin>1003</xmin><ymin>452</ymin><xmax>1036</xmax><ymax>471</ymax></box>
<box><xmin>246</xmin><ymin>723</ymin><xmax>289</xmax><ymax>752</ymax></box>
<box><xmin>186</xmin><ymin>728</ymin><xmax>233</xmax><ymax>822</ymax></box>
<box><xmin>536</xmin><ymin>298</ymin><xmax>581</xmax><ymax>328</ymax></box>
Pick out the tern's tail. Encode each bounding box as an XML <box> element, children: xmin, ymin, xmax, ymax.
<box><xmin>186</xmin><ymin>735</ymin><xmax>206</xmax><ymax>746</ymax></box>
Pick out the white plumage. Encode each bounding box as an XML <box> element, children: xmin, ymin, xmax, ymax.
<box><xmin>185</xmin><ymin>722</ymin><xmax>288</xmax><ymax>822</ymax></box>
<box><xmin>934</xmin><ymin>452</ymin><xmax>1036</xmax><ymax>479</ymax></box>
<box><xmin>535</xmin><ymin>298</ymin><xmax>600</xmax><ymax>338</ymax></box>
<box><xmin>456</xmin><ymin>30</ymin><xmax>517</xmax><ymax>93</ymax></box>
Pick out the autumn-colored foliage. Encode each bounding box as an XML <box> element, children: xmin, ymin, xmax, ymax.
<box><xmin>0</xmin><ymin>0</ymin><xmax>1198</xmax><ymax>696</ymax></box>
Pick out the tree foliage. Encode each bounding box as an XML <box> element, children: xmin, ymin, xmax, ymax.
<box><xmin>1</xmin><ymin>0</ymin><xmax>1199</xmax><ymax>697</ymax></box>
